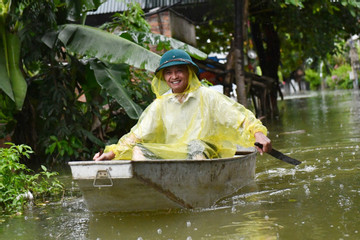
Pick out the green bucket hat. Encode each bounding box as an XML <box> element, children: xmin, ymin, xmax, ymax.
<box><xmin>155</xmin><ymin>49</ymin><xmax>199</xmax><ymax>74</ymax></box>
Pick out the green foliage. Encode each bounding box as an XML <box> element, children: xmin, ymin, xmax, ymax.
<box><xmin>196</xmin><ymin>0</ymin><xmax>360</xmax><ymax>81</ymax></box>
<box><xmin>33</xmin><ymin>59</ymin><xmax>105</xmax><ymax>163</ymax></box>
<box><xmin>45</xmin><ymin>135</ymin><xmax>83</xmax><ymax>159</ymax></box>
<box><xmin>0</xmin><ymin>143</ymin><xmax>64</xmax><ymax>214</ymax></box>
<box><xmin>0</xmin><ymin>94</ymin><xmax>16</xmax><ymax>139</ymax></box>
<box><xmin>304</xmin><ymin>68</ymin><xmax>321</xmax><ymax>90</ymax></box>
<box><xmin>57</xmin><ymin>24</ymin><xmax>160</xmax><ymax>72</ymax></box>
<box><xmin>100</xmin><ymin>2</ymin><xmax>151</xmax><ymax>33</ymax></box>
<box><xmin>0</xmin><ymin>0</ymin><xmax>204</xmax><ymax>165</ymax></box>
<box><xmin>325</xmin><ymin>64</ymin><xmax>353</xmax><ymax>89</ymax></box>
<box><xmin>0</xmin><ymin>1</ymin><xmax>157</xmax><ymax>163</ymax></box>
<box><xmin>195</xmin><ymin>0</ymin><xmax>234</xmax><ymax>54</ymax></box>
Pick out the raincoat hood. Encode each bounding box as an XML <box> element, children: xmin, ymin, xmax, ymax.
<box><xmin>151</xmin><ymin>66</ymin><xmax>201</xmax><ymax>98</ymax></box>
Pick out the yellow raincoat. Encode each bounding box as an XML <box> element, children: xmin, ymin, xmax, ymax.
<box><xmin>104</xmin><ymin>66</ymin><xmax>267</xmax><ymax>160</ymax></box>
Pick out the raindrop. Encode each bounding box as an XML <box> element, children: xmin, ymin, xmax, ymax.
<box><xmin>186</xmin><ymin>221</ymin><xmax>191</xmax><ymax>227</ymax></box>
<box><xmin>137</xmin><ymin>237</ymin><xmax>143</xmax><ymax>240</ymax></box>
<box><xmin>303</xmin><ymin>184</ymin><xmax>310</xmax><ymax>196</ymax></box>
<box><xmin>340</xmin><ymin>184</ymin><xmax>344</xmax><ymax>189</ymax></box>
<box><xmin>187</xmin><ymin>237</ymin><xmax>192</xmax><ymax>240</ymax></box>
<box><xmin>231</xmin><ymin>206</ymin><xmax>236</xmax><ymax>213</ymax></box>
<box><xmin>157</xmin><ymin>228</ymin><xmax>162</xmax><ymax>235</ymax></box>
<box><xmin>264</xmin><ymin>215</ymin><xmax>269</xmax><ymax>220</ymax></box>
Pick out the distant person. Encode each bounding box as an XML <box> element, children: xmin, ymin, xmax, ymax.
<box><xmin>93</xmin><ymin>49</ymin><xmax>271</xmax><ymax>161</ymax></box>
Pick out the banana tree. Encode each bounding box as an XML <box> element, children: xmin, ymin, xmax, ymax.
<box><xmin>42</xmin><ymin>23</ymin><xmax>207</xmax><ymax>119</ymax></box>
<box><xmin>1</xmin><ymin>0</ymin><xmax>208</xmax><ymax>162</ymax></box>
<box><xmin>0</xmin><ymin>0</ymin><xmax>107</xmax><ymax>111</ymax></box>
<box><xmin>2</xmin><ymin>0</ymin><xmax>207</xmax><ymax>116</ymax></box>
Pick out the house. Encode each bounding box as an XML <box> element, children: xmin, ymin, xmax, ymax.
<box><xmin>85</xmin><ymin>0</ymin><xmax>209</xmax><ymax>47</ymax></box>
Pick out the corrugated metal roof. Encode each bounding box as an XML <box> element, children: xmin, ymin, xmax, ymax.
<box><xmin>87</xmin><ymin>0</ymin><xmax>141</xmax><ymax>15</ymax></box>
<box><xmin>87</xmin><ymin>0</ymin><xmax>207</xmax><ymax>15</ymax></box>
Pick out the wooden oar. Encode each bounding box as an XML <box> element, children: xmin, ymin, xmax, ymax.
<box><xmin>255</xmin><ymin>142</ymin><xmax>302</xmax><ymax>166</ymax></box>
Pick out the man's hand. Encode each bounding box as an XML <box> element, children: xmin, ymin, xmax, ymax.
<box><xmin>93</xmin><ymin>151</ymin><xmax>115</xmax><ymax>161</ymax></box>
<box><xmin>254</xmin><ymin>132</ymin><xmax>272</xmax><ymax>155</ymax></box>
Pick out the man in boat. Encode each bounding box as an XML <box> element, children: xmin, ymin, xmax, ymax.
<box><xmin>93</xmin><ymin>49</ymin><xmax>271</xmax><ymax>161</ymax></box>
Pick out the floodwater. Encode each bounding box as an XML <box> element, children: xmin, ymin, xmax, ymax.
<box><xmin>1</xmin><ymin>90</ymin><xmax>360</xmax><ymax>240</ymax></box>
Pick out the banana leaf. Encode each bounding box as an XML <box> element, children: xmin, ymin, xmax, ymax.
<box><xmin>58</xmin><ymin>24</ymin><xmax>161</xmax><ymax>72</ymax></box>
<box><xmin>119</xmin><ymin>31</ymin><xmax>208</xmax><ymax>60</ymax></box>
<box><xmin>0</xmin><ymin>35</ymin><xmax>14</xmax><ymax>101</ymax></box>
<box><xmin>90</xmin><ymin>60</ymin><xmax>143</xmax><ymax>119</ymax></box>
<box><xmin>0</xmin><ymin>13</ymin><xmax>14</xmax><ymax>101</ymax></box>
<box><xmin>7</xmin><ymin>34</ymin><xmax>27</xmax><ymax>110</ymax></box>
<box><xmin>0</xmin><ymin>30</ymin><xmax>27</xmax><ymax>110</ymax></box>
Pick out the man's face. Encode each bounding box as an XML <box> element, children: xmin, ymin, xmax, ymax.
<box><xmin>163</xmin><ymin>65</ymin><xmax>189</xmax><ymax>93</ymax></box>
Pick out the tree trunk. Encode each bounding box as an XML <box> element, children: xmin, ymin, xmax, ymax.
<box><xmin>223</xmin><ymin>49</ymin><xmax>234</xmax><ymax>96</ymax></box>
<box><xmin>251</xmin><ymin>19</ymin><xmax>280</xmax><ymax>116</ymax></box>
<box><xmin>234</xmin><ymin>0</ymin><xmax>247</xmax><ymax>106</ymax></box>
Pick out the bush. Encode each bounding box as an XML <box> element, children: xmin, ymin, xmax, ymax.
<box><xmin>326</xmin><ymin>64</ymin><xmax>353</xmax><ymax>89</ymax></box>
<box><xmin>304</xmin><ymin>68</ymin><xmax>321</xmax><ymax>90</ymax></box>
<box><xmin>0</xmin><ymin>143</ymin><xmax>64</xmax><ymax>214</ymax></box>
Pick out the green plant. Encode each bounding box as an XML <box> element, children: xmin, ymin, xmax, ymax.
<box><xmin>0</xmin><ymin>94</ymin><xmax>16</xmax><ymax>139</ymax></box>
<box><xmin>325</xmin><ymin>64</ymin><xmax>353</xmax><ymax>89</ymax></box>
<box><xmin>100</xmin><ymin>2</ymin><xmax>151</xmax><ymax>33</ymax></box>
<box><xmin>0</xmin><ymin>1</ymin><xmax>207</xmax><ymax>166</ymax></box>
<box><xmin>304</xmin><ymin>68</ymin><xmax>321</xmax><ymax>90</ymax></box>
<box><xmin>45</xmin><ymin>135</ymin><xmax>83</xmax><ymax>159</ymax></box>
<box><xmin>0</xmin><ymin>143</ymin><xmax>64</xmax><ymax>214</ymax></box>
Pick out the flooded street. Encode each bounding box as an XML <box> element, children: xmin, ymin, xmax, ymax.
<box><xmin>1</xmin><ymin>90</ymin><xmax>360</xmax><ymax>240</ymax></box>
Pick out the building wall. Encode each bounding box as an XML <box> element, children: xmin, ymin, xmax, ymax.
<box><xmin>146</xmin><ymin>10</ymin><xmax>197</xmax><ymax>47</ymax></box>
<box><xmin>170</xmin><ymin>11</ymin><xmax>196</xmax><ymax>47</ymax></box>
<box><xmin>146</xmin><ymin>11</ymin><xmax>172</xmax><ymax>37</ymax></box>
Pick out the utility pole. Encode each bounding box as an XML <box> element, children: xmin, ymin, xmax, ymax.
<box><xmin>234</xmin><ymin>0</ymin><xmax>247</xmax><ymax>106</ymax></box>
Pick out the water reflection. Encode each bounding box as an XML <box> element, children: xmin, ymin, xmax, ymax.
<box><xmin>1</xmin><ymin>90</ymin><xmax>360</xmax><ymax>239</ymax></box>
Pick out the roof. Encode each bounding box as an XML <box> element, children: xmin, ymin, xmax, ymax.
<box><xmin>87</xmin><ymin>0</ymin><xmax>207</xmax><ymax>15</ymax></box>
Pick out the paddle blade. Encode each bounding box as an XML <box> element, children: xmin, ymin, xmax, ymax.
<box><xmin>255</xmin><ymin>142</ymin><xmax>302</xmax><ymax>166</ymax></box>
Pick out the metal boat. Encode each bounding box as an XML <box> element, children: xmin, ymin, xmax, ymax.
<box><xmin>68</xmin><ymin>150</ymin><xmax>256</xmax><ymax>212</ymax></box>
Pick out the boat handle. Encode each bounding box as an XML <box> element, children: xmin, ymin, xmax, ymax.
<box><xmin>93</xmin><ymin>169</ymin><xmax>113</xmax><ymax>188</ymax></box>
